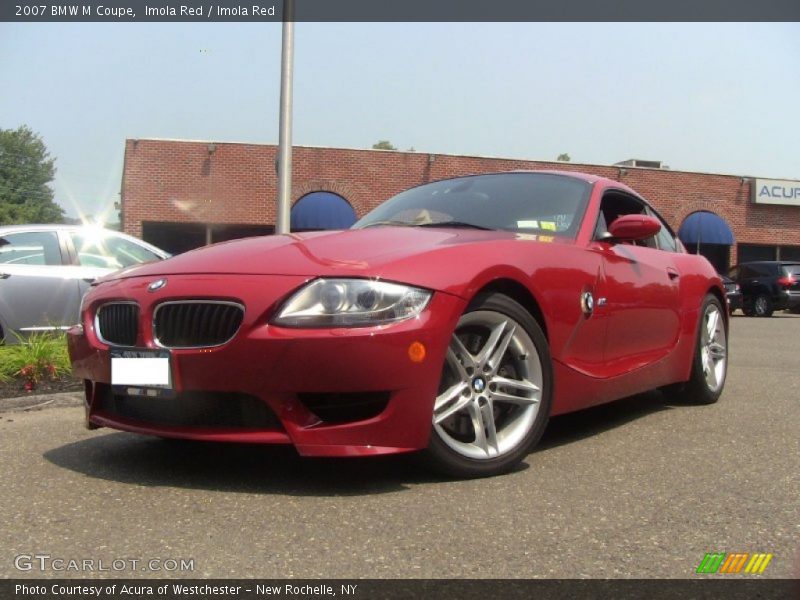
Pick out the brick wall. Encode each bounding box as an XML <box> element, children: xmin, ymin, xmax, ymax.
<box><xmin>121</xmin><ymin>139</ymin><xmax>800</xmax><ymax>263</ymax></box>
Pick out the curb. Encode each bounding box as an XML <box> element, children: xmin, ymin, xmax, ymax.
<box><xmin>0</xmin><ymin>391</ymin><xmax>84</xmax><ymax>413</ymax></box>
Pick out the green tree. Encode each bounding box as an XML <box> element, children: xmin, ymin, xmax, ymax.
<box><xmin>556</xmin><ymin>153</ymin><xmax>571</xmax><ymax>162</ymax></box>
<box><xmin>372</xmin><ymin>140</ymin><xmax>398</xmax><ymax>151</ymax></box>
<box><xmin>0</xmin><ymin>125</ymin><xmax>63</xmax><ymax>224</ymax></box>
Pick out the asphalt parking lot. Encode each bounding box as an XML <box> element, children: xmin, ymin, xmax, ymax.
<box><xmin>1</xmin><ymin>314</ymin><xmax>798</xmax><ymax>580</ymax></box>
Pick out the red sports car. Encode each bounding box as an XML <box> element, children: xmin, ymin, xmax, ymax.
<box><xmin>68</xmin><ymin>171</ymin><xmax>728</xmax><ymax>478</ymax></box>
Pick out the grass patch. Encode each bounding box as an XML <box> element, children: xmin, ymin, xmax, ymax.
<box><xmin>0</xmin><ymin>331</ymin><xmax>72</xmax><ymax>391</ymax></box>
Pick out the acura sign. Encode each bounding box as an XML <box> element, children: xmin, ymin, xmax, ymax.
<box><xmin>753</xmin><ymin>178</ymin><xmax>800</xmax><ymax>206</ymax></box>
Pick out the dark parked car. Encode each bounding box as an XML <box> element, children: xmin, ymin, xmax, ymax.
<box><xmin>721</xmin><ymin>275</ymin><xmax>742</xmax><ymax>314</ymax></box>
<box><xmin>728</xmin><ymin>261</ymin><xmax>800</xmax><ymax>317</ymax></box>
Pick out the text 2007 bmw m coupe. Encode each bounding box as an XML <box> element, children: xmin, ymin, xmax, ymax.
<box><xmin>68</xmin><ymin>171</ymin><xmax>728</xmax><ymax>478</ymax></box>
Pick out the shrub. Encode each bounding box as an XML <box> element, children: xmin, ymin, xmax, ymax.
<box><xmin>0</xmin><ymin>331</ymin><xmax>72</xmax><ymax>391</ymax></box>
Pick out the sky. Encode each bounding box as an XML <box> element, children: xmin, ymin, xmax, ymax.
<box><xmin>1</xmin><ymin>22</ymin><xmax>799</xmax><ymax>220</ymax></box>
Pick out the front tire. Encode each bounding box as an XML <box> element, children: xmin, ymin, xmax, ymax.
<box><xmin>662</xmin><ymin>294</ymin><xmax>728</xmax><ymax>405</ymax></box>
<box><xmin>423</xmin><ymin>293</ymin><xmax>552</xmax><ymax>478</ymax></box>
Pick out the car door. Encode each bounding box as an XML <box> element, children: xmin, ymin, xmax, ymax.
<box><xmin>591</xmin><ymin>190</ymin><xmax>682</xmax><ymax>371</ymax></box>
<box><xmin>0</xmin><ymin>230</ymin><xmax>82</xmax><ymax>339</ymax></box>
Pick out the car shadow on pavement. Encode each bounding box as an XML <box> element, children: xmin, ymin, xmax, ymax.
<box><xmin>537</xmin><ymin>390</ymin><xmax>671</xmax><ymax>452</ymax></box>
<box><xmin>43</xmin><ymin>434</ymin><xmax>428</xmax><ymax>496</ymax></box>
<box><xmin>43</xmin><ymin>391</ymin><xmax>671</xmax><ymax>495</ymax></box>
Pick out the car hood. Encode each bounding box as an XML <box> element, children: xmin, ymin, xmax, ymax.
<box><xmin>111</xmin><ymin>228</ymin><xmax>502</xmax><ymax>275</ymax></box>
<box><xmin>104</xmin><ymin>227</ymin><xmax>572</xmax><ymax>292</ymax></box>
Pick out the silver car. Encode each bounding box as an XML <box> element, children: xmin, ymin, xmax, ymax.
<box><xmin>0</xmin><ymin>224</ymin><xmax>169</xmax><ymax>343</ymax></box>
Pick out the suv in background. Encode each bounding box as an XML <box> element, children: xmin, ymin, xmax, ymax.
<box><xmin>728</xmin><ymin>261</ymin><xmax>800</xmax><ymax>317</ymax></box>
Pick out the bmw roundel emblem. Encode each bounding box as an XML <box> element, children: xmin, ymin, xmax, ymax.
<box><xmin>580</xmin><ymin>291</ymin><xmax>594</xmax><ymax>316</ymax></box>
<box><xmin>148</xmin><ymin>278</ymin><xmax>167</xmax><ymax>292</ymax></box>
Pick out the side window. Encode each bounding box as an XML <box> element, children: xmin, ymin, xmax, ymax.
<box><xmin>70</xmin><ymin>232</ymin><xmax>161</xmax><ymax>269</ymax></box>
<box><xmin>752</xmin><ymin>264</ymin><xmax>772</xmax><ymax>277</ymax></box>
<box><xmin>104</xmin><ymin>236</ymin><xmax>161</xmax><ymax>267</ymax></box>
<box><xmin>0</xmin><ymin>231</ymin><xmax>62</xmax><ymax>266</ymax></box>
<box><xmin>647</xmin><ymin>208</ymin><xmax>677</xmax><ymax>252</ymax></box>
<box><xmin>594</xmin><ymin>191</ymin><xmax>657</xmax><ymax>249</ymax></box>
<box><xmin>656</xmin><ymin>227</ymin><xmax>677</xmax><ymax>252</ymax></box>
<box><xmin>740</xmin><ymin>265</ymin><xmax>756</xmax><ymax>278</ymax></box>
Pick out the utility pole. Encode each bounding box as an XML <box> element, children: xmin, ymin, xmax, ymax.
<box><xmin>275</xmin><ymin>0</ymin><xmax>294</xmax><ymax>234</ymax></box>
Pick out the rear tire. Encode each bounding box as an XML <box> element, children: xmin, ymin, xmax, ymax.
<box><xmin>662</xmin><ymin>294</ymin><xmax>727</xmax><ymax>405</ymax></box>
<box><xmin>423</xmin><ymin>293</ymin><xmax>552</xmax><ymax>478</ymax></box>
<box><xmin>753</xmin><ymin>293</ymin><xmax>773</xmax><ymax>317</ymax></box>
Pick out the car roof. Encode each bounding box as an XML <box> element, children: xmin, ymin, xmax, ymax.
<box><xmin>0</xmin><ymin>223</ymin><xmax>95</xmax><ymax>233</ymax></box>
<box><xmin>507</xmin><ymin>169</ymin><xmax>603</xmax><ymax>183</ymax></box>
<box><xmin>425</xmin><ymin>169</ymin><xmax>630</xmax><ymax>191</ymax></box>
<box><xmin>507</xmin><ymin>169</ymin><xmax>646</xmax><ymax>198</ymax></box>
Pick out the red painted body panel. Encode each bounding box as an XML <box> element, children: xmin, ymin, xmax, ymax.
<box><xmin>69</xmin><ymin>274</ymin><xmax>464</xmax><ymax>456</ymax></box>
<box><xmin>69</xmin><ymin>173</ymin><xmax>725</xmax><ymax>455</ymax></box>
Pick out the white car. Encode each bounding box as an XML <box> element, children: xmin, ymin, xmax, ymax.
<box><xmin>0</xmin><ymin>224</ymin><xmax>169</xmax><ymax>343</ymax></box>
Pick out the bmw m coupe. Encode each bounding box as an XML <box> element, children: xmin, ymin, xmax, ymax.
<box><xmin>68</xmin><ymin>171</ymin><xmax>728</xmax><ymax>477</ymax></box>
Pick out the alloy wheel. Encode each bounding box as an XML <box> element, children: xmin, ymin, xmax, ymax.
<box><xmin>700</xmin><ymin>303</ymin><xmax>727</xmax><ymax>392</ymax></box>
<box><xmin>754</xmin><ymin>295</ymin><xmax>769</xmax><ymax>316</ymax></box>
<box><xmin>432</xmin><ymin>310</ymin><xmax>543</xmax><ymax>460</ymax></box>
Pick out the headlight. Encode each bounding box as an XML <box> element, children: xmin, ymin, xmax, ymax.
<box><xmin>272</xmin><ymin>278</ymin><xmax>432</xmax><ymax>328</ymax></box>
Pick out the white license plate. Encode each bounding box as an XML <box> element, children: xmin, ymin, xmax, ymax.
<box><xmin>111</xmin><ymin>349</ymin><xmax>171</xmax><ymax>388</ymax></box>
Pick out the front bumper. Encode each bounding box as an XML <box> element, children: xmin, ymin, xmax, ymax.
<box><xmin>68</xmin><ymin>274</ymin><xmax>465</xmax><ymax>456</ymax></box>
<box><xmin>726</xmin><ymin>291</ymin><xmax>742</xmax><ymax>312</ymax></box>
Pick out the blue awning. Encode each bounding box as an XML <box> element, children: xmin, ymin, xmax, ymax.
<box><xmin>678</xmin><ymin>211</ymin><xmax>734</xmax><ymax>246</ymax></box>
<box><xmin>290</xmin><ymin>191</ymin><xmax>357</xmax><ymax>231</ymax></box>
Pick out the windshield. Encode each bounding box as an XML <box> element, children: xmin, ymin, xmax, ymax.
<box><xmin>354</xmin><ymin>172</ymin><xmax>592</xmax><ymax>238</ymax></box>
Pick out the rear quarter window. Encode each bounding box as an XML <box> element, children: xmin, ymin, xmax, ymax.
<box><xmin>782</xmin><ymin>265</ymin><xmax>800</xmax><ymax>277</ymax></box>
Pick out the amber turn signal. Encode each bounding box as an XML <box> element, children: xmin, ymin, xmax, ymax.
<box><xmin>408</xmin><ymin>341</ymin><xmax>426</xmax><ymax>363</ymax></box>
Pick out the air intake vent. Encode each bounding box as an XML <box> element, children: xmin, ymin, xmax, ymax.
<box><xmin>153</xmin><ymin>301</ymin><xmax>244</xmax><ymax>348</ymax></box>
<box><xmin>96</xmin><ymin>303</ymin><xmax>139</xmax><ymax>346</ymax></box>
<box><xmin>95</xmin><ymin>385</ymin><xmax>282</xmax><ymax>430</ymax></box>
<box><xmin>298</xmin><ymin>391</ymin><xmax>391</xmax><ymax>423</ymax></box>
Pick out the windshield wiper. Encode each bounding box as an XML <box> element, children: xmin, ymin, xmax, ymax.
<box><xmin>359</xmin><ymin>220</ymin><xmax>493</xmax><ymax>231</ymax></box>
<box><xmin>413</xmin><ymin>221</ymin><xmax>493</xmax><ymax>231</ymax></box>
<box><xmin>357</xmin><ymin>220</ymin><xmax>412</xmax><ymax>229</ymax></box>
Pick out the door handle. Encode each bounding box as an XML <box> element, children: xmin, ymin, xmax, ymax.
<box><xmin>667</xmin><ymin>268</ymin><xmax>680</xmax><ymax>281</ymax></box>
<box><xmin>82</xmin><ymin>277</ymin><xmax>96</xmax><ymax>283</ymax></box>
<box><xmin>0</xmin><ymin>272</ymin><xmax>9</xmax><ymax>279</ymax></box>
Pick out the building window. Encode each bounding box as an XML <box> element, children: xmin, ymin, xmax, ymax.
<box><xmin>142</xmin><ymin>222</ymin><xmax>274</xmax><ymax>254</ymax></box>
<box><xmin>737</xmin><ymin>244</ymin><xmax>777</xmax><ymax>263</ymax></box>
<box><xmin>142</xmin><ymin>222</ymin><xmax>207</xmax><ymax>255</ymax></box>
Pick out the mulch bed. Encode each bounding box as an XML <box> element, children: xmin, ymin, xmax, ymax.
<box><xmin>0</xmin><ymin>374</ymin><xmax>83</xmax><ymax>401</ymax></box>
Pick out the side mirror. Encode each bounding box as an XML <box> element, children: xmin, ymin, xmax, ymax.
<box><xmin>607</xmin><ymin>214</ymin><xmax>661</xmax><ymax>241</ymax></box>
